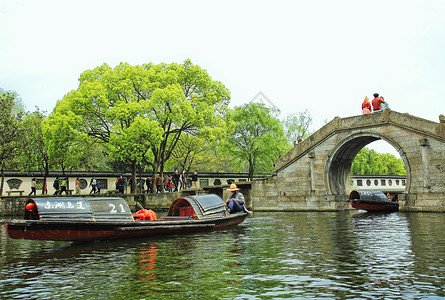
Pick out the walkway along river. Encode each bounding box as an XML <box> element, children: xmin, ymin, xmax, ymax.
<box><xmin>1</xmin><ymin>211</ymin><xmax>444</xmax><ymax>298</ymax></box>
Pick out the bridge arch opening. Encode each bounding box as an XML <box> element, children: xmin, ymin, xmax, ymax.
<box><xmin>325</xmin><ymin>133</ymin><xmax>410</xmax><ymax>196</ymax></box>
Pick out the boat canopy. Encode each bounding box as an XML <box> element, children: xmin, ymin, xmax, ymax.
<box><xmin>349</xmin><ymin>190</ymin><xmax>390</xmax><ymax>202</ymax></box>
<box><xmin>24</xmin><ymin>197</ymin><xmax>134</xmax><ymax>222</ymax></box>
<box><xmin>167</xmin><ymin>194</ymin><xmax>229</xmax><ymax>218</ymax></box>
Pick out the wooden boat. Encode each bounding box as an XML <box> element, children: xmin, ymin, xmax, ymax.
<box><xmin>4</xmin><ymin>194</ymin><xmax>247</xmax><ymax>242</ymax></box>
<box><xmin>349</xmin><ymin>190</ymin><xmax>399</xmax><ymax>212</ymax></box>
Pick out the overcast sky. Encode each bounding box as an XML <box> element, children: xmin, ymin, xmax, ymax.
<box><xmin>1</xmin><ymin>0</ymin><xmax>444</xmax><ymax>156</ymax></box>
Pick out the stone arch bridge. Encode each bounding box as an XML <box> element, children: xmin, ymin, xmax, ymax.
<box><xmin>251</xmin><ymin>110</ymin><xmax>445</xmax><ymax>211</ymax></box>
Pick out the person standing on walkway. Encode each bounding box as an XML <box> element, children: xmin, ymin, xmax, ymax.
<box><xmin>146</xmin><ymin>177</ymin><xmax>152</xmax><ymax>193</ymax></box>
<box><xmin>173</xmin><ymin>169</ymin><xmax>180</xmax><ymax>192</ymax></box>
<box><xmin>116</xmin><ymin>176</ymin><xmax>125</xmax><ymax>194</ymax></box>
<box><xmin>180</xmin><ymin>170</ymin><xmax>187</xmax><ymax>190</ymax></box>
<box><xmin>168</xmin><ymin>175</ymin><xmax>173</xmax><ymax>192</ymax></box>
<box><xmin>191</xmin><ymin>170</ymin><xmax>198</xmax><ymax>188</ymax></box>
<box><xmin>43</xmin><ymin>181</ymin><xmax>48</xmax><ymax>194</ymax></box>
<box><xmin>163</xmin><ymin>174</ymin><xmax>169</xmax><ymax>192</ymax></box>
<box><xmin>75</xmin><ymin>178</ymin><xmax>81</xmax><ymax>195</ymax></box>
<box><xmin>89</xmin><ymin>177</ymin><xmax>97</xmax><ymax>194</ymax></box>
<box><xmin>96</xmin><ymin>180</ymin><xmax>101</xmax><ymax>194</ymax></box>
<box><xmin>53</xmin><ymin>177</ymin><xmax>60</xmax><ymax>195</ymax></box>
<box><xmin>155</xmin><ymin>174</ymin><xmax>162</xmax><ymax>193</ymax></box>
<box><xmin>29</xmin><ymin>178</ymin><xmax>37</xmax><ymax>196</ymax></box>
<box><xmin>60</xmin><ymin>177</ymin><xmax>68</xmax><ymax>195</ymax></box>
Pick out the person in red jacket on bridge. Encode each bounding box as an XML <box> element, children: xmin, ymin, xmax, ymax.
<box><xmin>371</xmin><ymin>93</ymin><xmax>385</xmax><ymax>112</ymax></box>
<box><xmin>362</xmin><ymin>96</ymin><xmax>371</xmax><ymax>114</ymax></box>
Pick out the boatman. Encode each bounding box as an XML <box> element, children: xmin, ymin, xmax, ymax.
<box><xmin>226</xmin><ymin>183</ymin><xmax>249</xmax><ymax>213</ymax></box>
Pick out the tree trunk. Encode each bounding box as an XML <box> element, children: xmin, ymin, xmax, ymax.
<box><xmin>0</xmin><ymin>169</ymin><xmax>4</xmax><ymax>196</ymax></box>
<box><xmin>151</xmin><ymin>162</ymin><xmax>159</xmax><ymax>193</ymax></box>
<box><xmin>138</xmin><ymin>163</ymin><xmax>142</xmax><ymax>193</ymax></box>
<box><xmin>131</xmin><ymin>161</ymin><xmax>137</xmax><ymax>194</ymax></box>
<box><xmin>42</xmin><ymin>175</ymin><xmax>47</xmax><ymax>194</ymax></box>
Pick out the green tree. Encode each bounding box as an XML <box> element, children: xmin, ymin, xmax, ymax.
<box><xmin>282</xmin><ymin>109</ymin><xmax>313</xmax><ymax>146</ymax></box>
<box><xmin>54</xmin><ymin>60</ymin><xmax>229</xmax><ymax>193</ymax></box>
<box><xmin>225</xmin><ymin>103</ymin><xmax>287</xmax><ymax>180</ymax></box>
<box><xmin>0</xmin><ymin>89</ymin><xmax>25</xmax><ymax>195</ymax></box>
<box><xmin>380</xmin><ymin>153</ymin><xmax>406</xmax><ymax>175</ymax></box>
<box><xmin>351</xmin><ymin>147</ymin><xmax>406</xmax><ymax>175</ymax></box>
<box><xmin>168</xmin><ymin>134</ymin><xmax>235</xmax><ymax>175</ymax></box>
<box><xmin>19</xmin><ymin>108</ymin><xmax>55</xmax><ymax>193</ymax></box>
<box><xmin>144</xmin><ymin>60</ymin><xmax>230</xmax><ymax>183</ymax></box>
<box><xmin>169</xmin><ymin>134</ymin><xmax>205</xmax><ymax>173</ymax></box>
<box><xmin>40</xmin><ymin>111</ymin><xmax>99</xmax><ymax>193</ymax></box>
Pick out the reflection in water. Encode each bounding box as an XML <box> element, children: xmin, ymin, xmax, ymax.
<box><xmin>1</xmin><ymin>212</ymin><xmax>444</xmax><ymax>299</ymax></box>
<box><xmin>406</xmin><ymin>212</ymin><xmax>445</xmax><ymax>296</ymax></box>
<box><xmin>350</xmin><ymin>212</ymin><xmax>416</xmax><ymax>298</ymax></box>
<box><xmin>137</xmin><ymin>242</ymin><xmax>158</xmax><ymax>292</ymax></box>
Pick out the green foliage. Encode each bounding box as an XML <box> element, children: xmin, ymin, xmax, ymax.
<box><xmin>168</xmin><ymin>134</ymin><xmax>235</xmax><ymax>173</ymax></box>
<box><xmin>51</xmin><ymin>59</ymin><xmax>230</xmax><ymax>191</ymax></box>
<box><xmin>19</xmin><ymin>108</ymin><xmax>50</xmax><ymax>172</ymax></box>
<box><xmin>282</xmin><ymin>109</ymin><xmax>313</xmax><ymax>145</ymax></box>
<box><xmin>0</xmin><ymin>89</ymin><xmax>25</xmax><ymax>170</ymax></box>
<box><xmin>225</xmin><ymin>103</ymin><xmax>287</xmax><ymax>180</ymax></box>
<box><xmin>42</xmin><ymin>110</ymin><xmax>90</xmax><ymax>173</ymax></box>
<box><xmin>0</xmin><ymin>89</ymin><xmax>26</xmax><ymax>195</ymax></box>
<box><xmin>351</xmin><ymin>147</ymin><xmax>406</xmax><ymax>175</ymax></box>
<box><xmin>109</xmin><ymin>117</ymin><xmax>163</xmax><ymax>164</ymax></box>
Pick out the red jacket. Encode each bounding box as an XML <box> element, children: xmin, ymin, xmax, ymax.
<box><xmin>362</xmin><ymin>101</ymin><xmax>371</xmax><ymax>111</ymax></box>
<box><xmin>372</xmin><ymin>97</ymin><xmax>385</xmax><ymax>111</ymax></box>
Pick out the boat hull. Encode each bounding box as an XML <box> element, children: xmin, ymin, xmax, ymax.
<box><xmin>350</xmin><ymin>199</ymin><xmax>399</xmax><ymax>212</ymax></box>
<box><xmin>5</xmin><ymin>213</ymin><xmax>247</xmax><ymax>242</ymax></box>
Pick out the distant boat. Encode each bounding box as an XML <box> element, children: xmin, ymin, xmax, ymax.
<box><xmin>349</xmin><ymin>190</ymin><xmax>399</xmax><ymax>212</ymax></box>
<box><xmin>4</xmin><ymin>194</ymin><xmax>247</xmax><ymax>242</ymax></box>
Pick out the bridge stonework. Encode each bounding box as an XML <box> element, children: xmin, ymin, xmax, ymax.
<box><xmin>251</xmin><ymin>110</ymin><xmax>445</xmax><ymax>212</ymax></box>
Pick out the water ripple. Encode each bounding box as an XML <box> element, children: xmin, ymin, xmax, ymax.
<box><xmin>1</xmin><ymin>211</ymin><xmax>444</xmax><ymax>299</ymax></box>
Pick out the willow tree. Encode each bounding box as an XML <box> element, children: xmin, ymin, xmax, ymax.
<box><xmin>52</xmin><ymin>60</ymin><xmax>229</xmax><ymax>192</ymax></box>
<box><xmin>351</xmin><ymin>147</ymin><xmax>406</xmax><ymax>175</ymax></box>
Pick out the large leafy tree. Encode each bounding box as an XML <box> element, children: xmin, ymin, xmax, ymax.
<box><xmin>0</xmin><ymin>89</ymin><xmax>25</xmax><ymax>195</ymax></box>
<box><xmin>42</xmin><ymin>110</ymin><xmax>95</xmax><ymax>182</ymax></box>
<box><xmin>351</xmin><ymin>147</ymin><xmax>406</xmax><ymax>175</ymax></box>
<box><xmin>144</xmin><ymin>61</ymin><xmax>230</xmax><ymax>181</ymax></box>
<box><xmin>225</xmin><ymin>102</ymin><xmax>287</xmax><ymax>180</ymax></box>
<box><xmin>54</xmin><ymin>60</ymin><xmax>230</xmax><ymax>193</ymax></box>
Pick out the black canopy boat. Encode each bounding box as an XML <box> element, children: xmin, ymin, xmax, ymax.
<box><xmin>4</xmin><ymin>194</ymin><xmax>247</xmax><ymax>242</ymax></box>
<box><xmin>349</xmin><ymin>190</ymin><xmax>399</xmax><ymax>212</ymax></box>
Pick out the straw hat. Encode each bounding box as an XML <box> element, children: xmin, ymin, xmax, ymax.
<box><xmin>227</xmin><ymin>183</ymin><xmax>240</xmax><ymax>191</ymax></box>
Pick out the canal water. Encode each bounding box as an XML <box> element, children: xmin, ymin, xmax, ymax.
<box><xmin>1</xmin><ymin>211</ymin><xmax>444</xmax><ymax>299</ymax></box>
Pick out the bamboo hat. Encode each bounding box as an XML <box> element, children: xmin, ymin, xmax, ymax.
<box><xmin>227</xmin><ymin>183</ymin><xmax>240</xmax><ymax>191</ymax></box>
